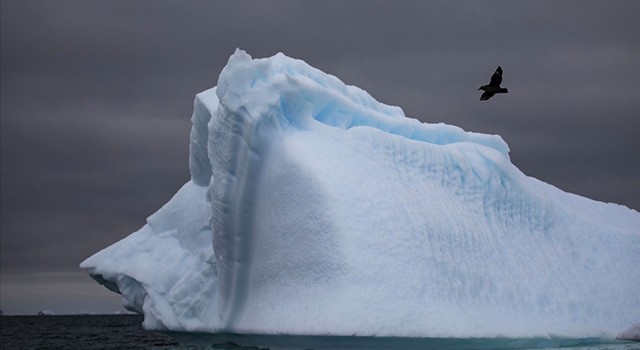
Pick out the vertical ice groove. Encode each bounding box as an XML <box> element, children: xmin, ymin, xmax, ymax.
<box><xmin>208</xmin><ymin>103</ymin><xmax>244</xmax><ymax>326</ymax></box>
<box><xmin>208</xmin><ymin>84</ymin><xmax>278</xmax><ymax>328</ymax></box>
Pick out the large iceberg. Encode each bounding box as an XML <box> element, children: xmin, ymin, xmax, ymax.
<box><xmin>81</xmin><ymin>50</ymin><xmax>639</xmax><ymax>339</ymax></box>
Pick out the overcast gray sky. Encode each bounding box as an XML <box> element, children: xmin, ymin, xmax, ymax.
<box><xmin>1</xmin><ymin>0</ymin><xmax>638</xmax><ymax>315</ymax></box>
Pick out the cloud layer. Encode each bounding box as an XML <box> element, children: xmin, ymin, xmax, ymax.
<box><xmin>1</xmin><ymin>0</ymin><xmax>638</xmax><ymax>314</ymax></box>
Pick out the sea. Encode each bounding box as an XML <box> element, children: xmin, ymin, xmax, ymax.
<box><xmin>1</xmin><ymin>314</ymin><xmax>638</xmax><ymax>350</ymax></box>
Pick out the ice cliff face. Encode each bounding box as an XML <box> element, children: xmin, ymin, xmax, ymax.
<box><xmin>81</xmin><ymin>49</ymin><xmax>640</xmax><ymax>339</ymax></box>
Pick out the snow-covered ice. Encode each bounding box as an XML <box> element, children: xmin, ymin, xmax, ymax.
<box><xmin>81</xmin><ymin>49</ymin><xmax>640</xmax><ymax>339</ymax></box>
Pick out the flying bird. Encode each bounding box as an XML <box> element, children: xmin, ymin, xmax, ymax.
<box><xmin>479</xmin><ymin>66</ymin><xmax>508</xmax><ymax>101</ymax></box>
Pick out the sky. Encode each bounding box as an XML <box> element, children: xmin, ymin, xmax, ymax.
<box><xmin>1</xmin><ymin>1</ymin><xmax>638</xmax><ymax>315</ymax></box>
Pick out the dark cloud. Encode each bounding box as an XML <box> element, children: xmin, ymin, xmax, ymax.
<box><xmin>1</xmin><ymin>0</ymin><xmax>638</xmax><ymax>314</ymax></box>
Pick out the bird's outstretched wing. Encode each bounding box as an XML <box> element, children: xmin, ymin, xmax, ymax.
<box><xmin>480</xmin><ymin>91</ymin><xmax>494</xmax><ymax>100</ymax></box>
<box><xmin>489</xmin><ymin>66</ymin><xmax>503</xmax><ymax>87</ymax></box>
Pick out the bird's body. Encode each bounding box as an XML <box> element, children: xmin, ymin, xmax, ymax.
<box><xmin>479</xmin><ymin>66</ymin><xmax>508</xmax><ymax>100</ymax></box>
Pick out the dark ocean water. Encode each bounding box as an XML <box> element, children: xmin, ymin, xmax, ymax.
<box><xmin>0</xmin><ymin>315</ymin><xmax>177</xmax><ymax>349</ymax></box>
<box><xmin>1</xmin><ymin>315</ymin><xmax>638</xmax><ymax>350</ymax></box>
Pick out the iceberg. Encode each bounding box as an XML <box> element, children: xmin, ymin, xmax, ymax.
<box><xmin>81</xmin><ymin>49</ymin><xmax>640</xmax><ymax>339</ymax></box>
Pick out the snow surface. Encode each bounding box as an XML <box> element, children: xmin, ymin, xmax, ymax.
<box><xmin>81</xmin><ymin>49</ymin><xmax>640</xmax><ymax>339</ymax></box>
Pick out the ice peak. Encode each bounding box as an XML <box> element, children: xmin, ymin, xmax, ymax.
<box><xmin>217</xmin><ymin>50</ymin><xmax>509</xmax><ymax>157</ymax></box>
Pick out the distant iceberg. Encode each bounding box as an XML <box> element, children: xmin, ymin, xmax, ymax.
<box><xmin>617</xmin><ymin>324</ymin><xmax>640</xmax><ymax>341</ymax></box>
<box><xmin>81</xmin><ymin>49</ymin><xmax>639</xmax><ymax>339</ymax></box>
